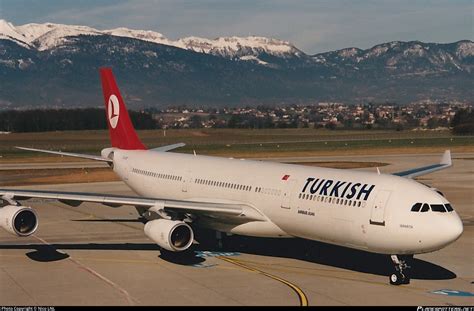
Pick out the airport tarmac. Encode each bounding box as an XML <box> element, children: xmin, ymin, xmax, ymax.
<box><xmin>0</xmin><ymin>153</ymin><xmax>473</xmax><ymax>306</ymax></box>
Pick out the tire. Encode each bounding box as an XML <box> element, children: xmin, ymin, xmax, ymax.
<box><xmin>390</xmin><ymin>273</ymin><xmax>403</xmax><ymax>285</ymax></box>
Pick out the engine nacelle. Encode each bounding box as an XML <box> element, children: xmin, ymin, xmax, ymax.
<box><xmin>144</xmin><ymin>219</ymin><xmax>194</xmax><ymax>252</ymax></box>
<box><xmin>0</xmin><ymin>205</ymin><xmax>38</xmax><ymax>236</ymax></box>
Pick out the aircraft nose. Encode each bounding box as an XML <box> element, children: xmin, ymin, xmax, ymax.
<box><xmin>444</xmin><ymin>213</ymin><xmax>463</xmax><ymax>245</ymax></box>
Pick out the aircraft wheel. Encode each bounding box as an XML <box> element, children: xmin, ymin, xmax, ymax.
<box><xmin>389</xmin><ymin>272</ymin><xmax>404</xmax><ymax>285</ymax></box>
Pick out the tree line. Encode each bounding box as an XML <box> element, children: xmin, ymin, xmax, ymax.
<box><xmin>0</xmin><ymin>107</ymin><xmax>472</xmax><ymax>134</ymax></box>
<box><xmin>0</xmin><ymin>108</ymin><xmax>158</xmax><ymax>132</ymax></box>
<box><xmin>451</xmin><ymin>109</ymin><xmax>474</xmax><ymax>135</ymax></box>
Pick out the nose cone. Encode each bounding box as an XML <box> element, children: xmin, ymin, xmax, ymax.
<box><xmin>444</xmin><ymin>213</ymin><xmax>464</xmax><ymax>245</ymax></box>
<box><xmin>418</xmin><ymin>211</ymin><xmax>464</xmax><ymax>253</ymax></box>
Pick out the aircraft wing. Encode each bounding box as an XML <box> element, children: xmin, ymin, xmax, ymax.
<box><xmin>150</xmin><ymin>143</ymin><xmax>186</xmax><ymax>152</ymax></box>
<box><xmin>393</xmin><ymin>150</ymin><xmax>452</xmax><ymax>179</ymax></box>
<box><xmin>0</xmin><ymin>189</ymin><xmax>265</xmax><ymax>221</ymax></box>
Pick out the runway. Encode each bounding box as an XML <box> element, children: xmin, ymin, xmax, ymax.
<box><xmin>0</xmin><ymin>153</ymin><xmax>473</xmax><ymax>305</ymax></box>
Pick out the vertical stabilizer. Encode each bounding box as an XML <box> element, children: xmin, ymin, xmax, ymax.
<box><xmin>100</xmin><ymin>68</ymin><xmax>146</xmax><ymax>150</ymax></box>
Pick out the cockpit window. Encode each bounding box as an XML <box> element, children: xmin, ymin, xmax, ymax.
<box><xmin>430</xmin><ymin>204</ymin><xmax>447</xmax><ymax>213</ymax></box>
<box><xmin>412</xmin><ymin>202</ymin><xmax>454</xmax><ymax>213</ymax></box>
<box><xmin>411</xmin><ymin>203</ymin><xmax>422</xmax><ymax>212</ymax></box>
<box><xmin>444</xmin><ymin>204</ymin><xmax>454</xmax><ymax>212</ymax></box>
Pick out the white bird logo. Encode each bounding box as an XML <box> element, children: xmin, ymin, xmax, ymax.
<box><xmin>108</xmin><ymin>95</ymin><xmax>120</xmax><ymax>129</ymax></box>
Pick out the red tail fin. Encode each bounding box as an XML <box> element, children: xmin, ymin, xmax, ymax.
<box><xmin>100</xmin><ymin>68</ymin><xmax>146</xmax><ymax>150</ymax></box>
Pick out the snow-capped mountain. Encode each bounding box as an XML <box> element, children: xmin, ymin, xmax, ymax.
<box><xmin>0</xmin><ymin>20</ymin><xmax>302</xmax><ymax>62</ymax></box>
<box><xmin>0</xmin><ymin>19</ymin><xmax>472</xmax><ymax>108</ymax></box>
<box><xmin>0</xmin><ymin>20</ymin><xmax>31</xmax><ymax>47</ymax></box>
<box><xmin>313</xmin><ymin>41</ymin><xmax>474</xmax><ymax>74</ymax></box>
<box><xmin>177</xmin><ymin>36</ymin><xmax>303</xmax><ymax>60</ymax></box>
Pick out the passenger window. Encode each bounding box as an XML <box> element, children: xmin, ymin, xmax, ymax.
<box><xmin>420</xmin><ymin>203</ymin><xmax>430</xmax><ymax>212</ymax></box>
<box><xmin>411</xmin><ymin>203</ymin><xmax>422</xmax><ymax>212</ymax></box>
<box><xmin>430</xmin><ymin>204</ymin><xmax>446</xmax><ymax>213</ymax></box>
<box><xmin>445</xmin><ymin>204</ymin><xmax>454</xmax><ymax>212</ymax></box>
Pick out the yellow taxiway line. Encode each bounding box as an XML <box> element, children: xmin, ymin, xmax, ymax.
<box><xmin>218</xmin><ymin>256</ymin><xmax>309</xmax><ymax>306</ymax></box>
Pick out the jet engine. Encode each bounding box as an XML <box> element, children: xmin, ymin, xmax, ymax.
<box><xmin>144</xmin><ymin>219</ymin><xmax>194</xmax><ymax>252</ymax></box>
<box><xmin>0</xmin><ymin>205</ymin><xmax>38</xmax><ymax>236</ymax></box>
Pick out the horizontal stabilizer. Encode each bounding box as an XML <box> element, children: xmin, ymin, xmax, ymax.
<box><xmin>15</xmin><ymin>147</ymin><xmax>112</xmax><ymax>163</ymax></box>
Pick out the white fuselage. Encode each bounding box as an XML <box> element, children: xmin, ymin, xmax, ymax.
<box><xmin>110</xmin><ymin>149</ymin><xmax>463</xmax><ymax>256</ymax></box>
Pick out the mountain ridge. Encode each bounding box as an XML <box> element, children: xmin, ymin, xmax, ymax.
<box><xmin>0</xmin><ymin>20</ymin><xmax>472</xmax><ymax>108</ymax></box>
<box><xmin>0</xmin><ymin>19</ymin><xmax>301</xmax><ymax>60</ymax></box>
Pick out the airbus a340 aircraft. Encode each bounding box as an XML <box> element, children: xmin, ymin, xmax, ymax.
<box><xmin>0</xmin><ymin>68</ymin><xmax>463</xmax><ymax>285</ymax></box>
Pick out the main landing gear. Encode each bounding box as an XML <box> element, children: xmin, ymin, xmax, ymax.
<box><xmin>390</xmin><ymin>255</ymin><xmax>412</xmax><ymax>285</ymax></box>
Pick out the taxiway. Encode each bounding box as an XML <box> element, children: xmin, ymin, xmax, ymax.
<box><xmin>0</xmin><ymin>153</ymin><xmax>472</xmax><ymax>305</ymax></box>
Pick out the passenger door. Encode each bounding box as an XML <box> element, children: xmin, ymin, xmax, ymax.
<box><xmin>369</xmin><ymin>190</ymin><xmax>391</xmax><ymax>226</ymax></box>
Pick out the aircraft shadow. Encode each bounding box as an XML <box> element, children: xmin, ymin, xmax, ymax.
<box><xmin>217</xmin><ymin>235</ymin><xmax>456</xmax><ymax>281</ymax></box>
<box><xmin>72</xmin><ymin>219</ymin><xmax>146</xmax><ymax>223</ymax></box>
<box><xmin>0</xmin><ymin>242</ymin><xmax>205</xmax><ymax>265</ymax></box>
<box><xmin>0</xmin><ymin>234</ymin><xmax>456</xmax><ymax>280</ymax></box>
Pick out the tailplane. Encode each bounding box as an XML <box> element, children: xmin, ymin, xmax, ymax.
<box><xmin>100</xmin><ymin>68</ymin><xmax>146</xmax><ymax>150</ymax></box>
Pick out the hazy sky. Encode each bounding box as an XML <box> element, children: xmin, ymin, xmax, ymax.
<box><xmin>1</xmin><ymin>0</ymin><xmax>472</xmax><ymax>54</ymax></box>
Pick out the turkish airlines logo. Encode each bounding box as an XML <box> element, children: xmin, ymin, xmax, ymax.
<box><xmin>108</xmin><ymin>94</ymin><xmax>120</xmax><ymax>129</ymax></box>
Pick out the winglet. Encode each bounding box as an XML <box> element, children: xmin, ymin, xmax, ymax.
<box><xmin>440</xmin><ymin>150</ymin><xmax>452</xmax><ymax>166</ymax></box>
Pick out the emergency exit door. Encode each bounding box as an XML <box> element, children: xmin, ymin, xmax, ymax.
<box><xmin>281</xmin><ymin>179</ymin><xmax>297</xmax><ymax>209</ymax></box>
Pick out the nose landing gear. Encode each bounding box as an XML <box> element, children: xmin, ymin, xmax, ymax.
<box><xmin>390</xmin><ymin>255</ymin><xmax>412</xmax><ymax>285</ymax></box>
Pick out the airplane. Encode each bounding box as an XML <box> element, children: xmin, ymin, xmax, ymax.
<box><xmin>0</xmin><ymin>68</ymin><xmax>463</xmax><ymax>286</ymax></box>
